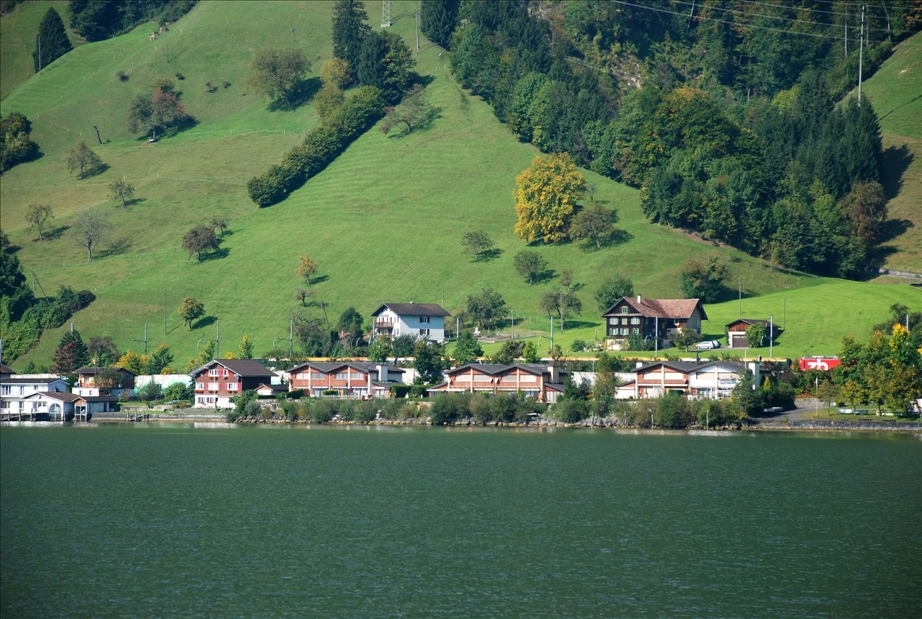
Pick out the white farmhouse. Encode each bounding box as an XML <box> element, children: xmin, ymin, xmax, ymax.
<box><xmin>370</xmin><ymin>302</ymin><xmax>451</xmax><ymax>344</ymax></box>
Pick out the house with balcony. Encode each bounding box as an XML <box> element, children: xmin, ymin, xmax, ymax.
<box><xmin>1</xmin><ymin>372</ymin><xmax>69</xmax><ymax>417</ymax></box>
<box><xmin>602</xmin><ymin>296</ymin><xmax>707</xmax><ymax>349</ymax></box>
<box><xmin>13</xmin><ymin>391</ymin><xmax>117</xmax><ymax>421</ymax></box>
<box><xmin>631</xmin><ymin>360</ymin><xmax>759</xmax><ymax>400</ymax></box>
<box><xmin>72</xmin><ymin>366</ymin><xmax>137</xmax><ymax>397</ymax></box>
<box><xmin>288</xmin><ymin>362</ymin><xmax>405</xmax><ymax>398</ymax></box>
<box><xmin>370</xmin><ymin>302</ymin><xmax>451</xmax><ymax>344</ymax></box>
<box><xmin>429</xmin><ymin>364</ymin><xmax>567</xmax><ymax>403</ymax></box>
<box><xmin>191</xmin><ymin>359</ymin><xmax>277</xmax><ymax>408</ymax></box>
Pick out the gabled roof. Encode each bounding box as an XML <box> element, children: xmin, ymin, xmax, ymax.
<box><xmin>192</xmin><ymin>359</ymin><xmax>276</xmax><ymax>378</ymax></box>
<box><xmin>445</xmin><ymin>363</ymin><xmax>563</xmax><ymax>377</ymax></box>
<box><xmin>1</xmin><ymin>376</ymin><xmax>67</xmax><ymax>385</ymax></box>
<box><xmin>635</xmin><ymin>360</ymin><xmax>746</xmax><ymax>374</ymax></box>
<box><xmin>0</xmin><ymin>363</ymin><xmax>15</xmax><ymax>375</ymax></box>
<box><xmin>289</xmin><ymin>361</ymin><xmax>405</xmax><ymax>375</ymax></box>
<box><xmin>371</xmin><ymin>303</ymin><xmax>451</xmax><ymax>317</ymax></box>
<box><xmin>725</xmin><ymin>318</ymin><xmax>779</xmax><ymax>329</ymax></box>
<box><xmin>75</xmin><ymin>366</ymin><xmax>137</xmax><ymax>377</ymax></box>
<box><xmin>602</xmin><ymin>297</ymin><xmax>708</xmax><ymax>321</ymax></box>
<box><xmin>26</xmin><ymin>391</ymin><xmax>82</xmax><ymax>403</ymax></box>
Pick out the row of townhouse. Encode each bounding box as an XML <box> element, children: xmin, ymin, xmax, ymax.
<box><xmin>615</xmin><ymin>360</ymin><xmax>762</xmax><ymax>400</ymax></box>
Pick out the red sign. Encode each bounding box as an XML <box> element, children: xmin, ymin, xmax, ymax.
<box><xmin>799</xmin><ymin>357</ymin><xmax>841</xmax><ymax>371</ymax></box>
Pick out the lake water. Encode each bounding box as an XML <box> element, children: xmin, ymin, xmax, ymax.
<box><xmin>2</xmin><ymin>424</ymin><xmax>920</xmax><ymax>618</ymax></box>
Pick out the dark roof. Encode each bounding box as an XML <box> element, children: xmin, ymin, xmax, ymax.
<box><xmin>256</xmin><ymin>383</ymin><xmax>287</xmax><ymax>393</ymax></box>
<box><xmin>725</xmin><ymin>318</ymin><xmax>779</xmax><ymax>329</ymax></box>
<box><xmin>192</xmin><ymin>359</ymin><xmax>276</xmax><ymax>378</ymax></box>
<box><xmin>80</xmin><ymin>395</ymin><xmax>119</xmax><ymax>403</ymax></box>
<box><xmin>603</xmin><ymin>297</ymin><xmax>708</xmax><ymax>321</ymax></box>
<box><xmin>445</xmin><ymin>363</ymin><xmax>565</xmax><ymax>377</ymax></box>
<box><xmin>635</xmin><ymin>360</ymin><xmax>747</xmax><ymax>374</ymax></box>
<box><xmin>36</xmin><ymin>391</ymin><xmax>82</xmax><ymax>403</ymax></box>
<box><xmin>370</xmin><ymin>303</ymin><xmax>451</xmax><ymax>317</ymax></box>
<box><xmin>75</xmin><ymin>366</ymin><xmax>137</xmax><ymax>377</ymax></box>
<box><xmin>0</xmin><ymin>363</ymin><xmax>15</xmax><ymax>375</ymax></box>
<box><xmin>1</xmin><ymin>376</ymin><xmax>67</xmax><ymax>385</ymax></box>
<box><xmin>288</xmin><ymin>361</ymin><xmax>405</xmax><ymax>375</ymax></box>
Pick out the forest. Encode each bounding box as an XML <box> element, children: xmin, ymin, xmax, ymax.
<box><xmin>425</xmin><ymin>0</ymin><xmax>920</xmax><ymax>278</ymax></box>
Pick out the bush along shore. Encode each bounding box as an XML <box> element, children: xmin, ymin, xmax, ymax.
<box><xmin>218</xmin><ymin>392</ymin><xmax>920</xmax><ymax>432</ymax></box>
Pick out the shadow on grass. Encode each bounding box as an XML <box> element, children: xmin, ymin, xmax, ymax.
<box><xmin>267</xmin><ymin>77</ymin><xmax>321</xmax><ymax>112</ymax></box>
<box><xmin>121</xmin><ymin>198</ymin><xmax>146</xmax><ymax>208</ymax></box>
<box><xmin>531</xmin><ymin>269</ymin><xmax>556</xmax><ymax>285</ymax></box>
<box><xmin>557</xmin><ymin>320</ymin><xmax>597</xmax><ymax>331</ymax></box>
<box><xmin>579</xmin><ymin>229</ymin><xmax>634</xmax><ymax>252</ymax></box>
<box><xmin>475</xmin><ymin>248</ymin><xmax>503</xmax><ymax>262</ymax></box>
<box><xmin>308</xmin><ymin>274</ymin><xmax>329</xmax><ymax>285</ymax></box>
<box><xmin>199</xmin><ymin>247</ymin><xmax>230</xmax><ymax>262</ymax></box>
<box><xmin>42</xmin><ymin>225</ymin><xmax>70</xmax><ymax>241</ymax></box>
<box><xmin>879</xmin><ymin>143</ymin><xmax>914</xmax><ymax>200</ymax></box>
<box><xmin>78</xmin><ymin>163</ymin><xmax>109</xmax><ymax>180</ymax></box>
<box><xmin>195</xmin><ymin>316</ymin><xmax>217</xmax><ymax>329</ymax></box>
<box><xmin>97</xmin><ymin>237</ymin><xmax>132</xmax><ymax>258</ymax></box>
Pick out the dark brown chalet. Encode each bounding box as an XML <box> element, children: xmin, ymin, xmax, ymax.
<box><xmin>602</xmin><ymin>296</ymin><xmax>707</xmax><ymax>345</ymax></box>
<box><xmin>191</xmin><ymin>359</ymin><xmax>277</xmax><ymax>408</ymax></box>
<box><xmin>725</xmin><ymin>319</ymin><xmax>780</xmax><ymax>348</ymax></box>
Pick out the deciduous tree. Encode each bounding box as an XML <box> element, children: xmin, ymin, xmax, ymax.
<box><xmin>839</xmin><ymin>181</ymin><xmax>887</xmax><ymax>249</ymax></box>
<box><xmin>295</xmin><ymin>254</ymin><xmax>318</xmax><ymax>285</ymax></box>
<box><xmin>513</xmin><ymin>250</ymin><xmax>548</xmax><ymax>284</ymax></box>
<box><xmin>238</xmin><ymin>335</ymin><xmax>254</xmax><ymax>360</ymax></box>
<box><xmin>413</xmin><ymin>340</ymin><xmax>445</xmax><ymax>384</ymax></box>
<box><xmin>70</xmin><ymin>208</ymin><xmax>110</xmax><ymax>262</ymax></box>
<box><xmin>466</xmin><ymin>288</ymin><xmax>507</xmax><ymax>330</ymax></box>
<box><xmin>461</xmin><ymin>230</ymin><xmax>494</xmax><ymax>262</ymax></box>
<box><xmin>514</xmin><ymin>153</ymin><xmax>585</xmax><ymax>243</ymax></box>
<box><xmin>109</xmin><ymin>180</ymin><xmax>135</xmax><ymax>207</ymax></box>
<box><xmin>571</xmin><ymin>203</ymin><xmax>617</xmax><ymax>249</ymax></box>
<box><xmin>88</xmin><ymin>336</ymin><xmax>120</xmax><ymax>366</ymax></box>
<box><xmin>182</xmin><ymin>225</ymin><xmax>219</xmax><ymax>261</ymax></box>
<box><xmin>146</xmin><ymin>344</ymin><xmax>174</xmax><ymax>373</ymax></box>
<box><xmin>178</xmin><ymin>297</ymin><xmax>204</xmax><ymax>330</ymax></box>
<box><xmin>669</xmin><ymin>327</ymin><xmax>701</xmax><ymax>352</ymax></box>
<box><xmin>379</xmin><ymin>84</ymin><xmax>437</xmax><ymax>135</ymax></box>
<box><xmin>65</xmin><ymin>140</ymin><xmax>103</xmax><ymax>179</ymax></box>
<box><xmin>594</xmin><ymin>274</ymin><xmax>634</xmax><ymax>312</ymax></box>
<box><xmin>294</xmin><ymin>287</ymin><xmax>315</xmax><ymax>307</ymax></box>
<box><xmin>538</xmin><ymin>289</ymin><xmax>582</xmax><ymax>332</ymax></box>
<box><xmin>246</xmin><ymin>47</ymin><xmax>310</xmax><ymax>108</ymax></box>
<box><xmin>680</xmin><ymin>255</ymin><xmax>728</xmax><ymax>303</ymax></box>
<box><xmin>25</xmin><ymin>204</ymin><xmax>54</xmax><ymax>241</ymax></box>
<box><xmin>127</xmin><ymin>78</ymin><xmax>189</xmax><ymax>137</ymax></box>
<box><xmin>452</xmin><ymin>331</ymin><xmax>483</xmax><ymax>365</ymax></box>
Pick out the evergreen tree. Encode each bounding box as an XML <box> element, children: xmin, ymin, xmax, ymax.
<box><xmin>420</xmin><ymin>0</ymin><xmax>459</xmax><ymax>49</ymax></box>
<box><xmin>332</xmin><ymin>0</ymin><xmax>370</xmax><ymax>73</ymax></box>
<box><xmin>356</xmin><ymin>30</ymin><xmax>414</xmax><ymax>103</ymax></box>
<box><xmin>33</xmin><ymin>7</ymin><xmax>72</xmax><ymax>72</ymax></box>
<box><xmin>842</xmin><ymin>97</ymin><xmax>882</xmax><ymax>184</ymax></box>
<box><xmin>52</xmin><ymin>330</ymin><xmax>89</xmax><ymax>374</ymax></box>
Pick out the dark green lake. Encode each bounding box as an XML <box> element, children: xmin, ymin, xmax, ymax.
<box><xmin>2</xmin><ymin>424</ymin><xmax>920</xmax><ymax>618</ymax></box>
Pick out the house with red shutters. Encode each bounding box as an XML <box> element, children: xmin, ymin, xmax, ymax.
<box><xmin>287</xmin><ymin>362</ymin><xmax>405</xmax><ymax>398</ymax></box>
<box><xmin>191</xmin><ymin>359</ymin><xmax>277</xmax><ymax>408</ymax></box>
<box><xmin>428</xmin><ymin>363</ymin><xmax>567</xmax><ymax>403</ymax></box>
<box><xmin>602</xmin><ymin>295</ymin><xmax>707</xmax><ymax>349</ymax></box>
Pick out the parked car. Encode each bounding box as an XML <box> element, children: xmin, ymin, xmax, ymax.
<box><xmin>694</xmin><ymin>340</ymin><xmax>721</xmax><ymax>350</ymax></box>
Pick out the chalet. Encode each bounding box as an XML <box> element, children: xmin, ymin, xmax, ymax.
<box><xmin>73</xmin><ymin>366</ymin><xmax>137</xmax><ymax>397</ymax></box>
<box><xmin>429</xmin><ymin>363</ymin><xmax>567</xmax><ymax>403</ymax></box>
<box><xmin>1</xmin><ymin>373</ymin><xmax>69</xmax><ymax>416</ymax></box>
<box><xmin>725</xmin><ymin>319</ymin><xmax>780</xmax><ymax>348</ymax></box>
<box><xmin>288</xmin><ymin>362</ymin><xmax>405</xmax><ymax>398</ymax></box>
<box><xmin>191</xmin><ymin>359</ymin><xmax>277</xmax><ymax>408</ymax></box>
<box><xmin>632</xmin><ymin>360</ymin><xmax>759</xmax><ymax>400</ymax></box>
<box><xmin>255</xmin><ymin>383</ymin><xmax>288</xmax><ymax>397</ymax></box>
<box><xmin>371</xmin><ymin>302</ymin><xmax>451</xmax><ymax>344</ymax></box>
<box><xmin>602</xmin><ymin>296</ymin><xmax>707</xmax><ymax>348</ymax></box>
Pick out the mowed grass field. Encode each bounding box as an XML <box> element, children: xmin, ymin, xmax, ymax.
<box><xmin>1</xmin><ymin>1</ymin><xmax>919</xmax><ymax>369</ymax></box>
<box><xmin>861</xmin><ymin>32</ymin><xmax>922</xmax><ymax>273</ymax></box>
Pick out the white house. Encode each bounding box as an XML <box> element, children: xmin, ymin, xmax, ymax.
<box><xmin>370</xmin><ymin>302</ymin><xmax>451</xmax><ymax>344</ymax></box>
<box><xmin>1</xmin><ymin>373</ymin><xmax>69</xmax><ymax>416</ymax></box>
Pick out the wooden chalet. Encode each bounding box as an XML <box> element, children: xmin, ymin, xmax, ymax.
<box><xmin>725</xmin><ymin>319</ymin><xmax>780</xmax><ymax>348</ymax></box>
<box><xmin>288</xmin><ymin>362</ymin><xmax>405</xmax><ymax>398</ymax></box>
<box><xmin>429</xmin><ymin>363</ymin><xmax>567</xmax><ymax>403</ymax></box>
<box><xmin>73</xmin><ymin>366</ymin><xmax>137</xmax><ymax>396</ymax></box>
<box><xmin>191</xmin><ymin>359</ymin><xmax>277</xmax><ymax>408</ymax></box>
<box><xmin>602</xmin><ymin>296</ymin><xmax>707</xmax><ymax>346</ymax></box>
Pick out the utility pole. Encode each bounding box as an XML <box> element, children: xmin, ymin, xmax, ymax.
<box><xmin>858</xmin><ymin>4</ymin><xmax>865</xmax><ymax>105</ymax></box>
<box><xmin>381</xmin><ymin>0</ymin><xmax>392</xmax><ymax>27</ymax></box>
<box><xmin>38</xmin><ymin>36</ymin><xmax>42</xmax><ymax>75</ymax></box>
<box><xmin>654</xmin><ymin>316</ymin><xmax>658</xmax><ymax>358</ymax></box>
<box><xmin>289</xmin><ymin>319</ymin><xmax>294</xmax><ymax>359</ymax></box>
<box><xmin>215</xmin><ymin>320</ymin><xmax>220</xmax><ymax>360</ymax></box>
<box><xmin>550</xmin><ymin>316</ymin><xmax>554</xmax><ymax>352</ymax></box>
<box><xmin>163</xmin><ymin>290</ymin><xmax>166</xmax><ymax>335</ymax></box>
<box><xmin>166</xmin><ymin>37</ymin><xmax>170</xmax><ymax>63</ymax></box>
<box><xmin>456</xmin><ymin>316</ymin><xmax>460</xmax><ymax>341</ymax></box>
<box><xmin>511</xmin><ymin>310</ymin><xmax>515</xmax><ymax>340</ymax></box>
<box><xmin>290</xmin><ymin>27</ymin><xmax>295</xmax><ymax>49</ymax></box>
<box><xmin>769</xmin><ymin>315</ymin><xmax>773</xmax><ymax>360</ymax></box>
<box><xmin>738</xmin><ymin>278</ymin><xmax>742</xmax><ymax>319</ymax></box>
<box><xmin>144</xmin><ymin>322</ymin><xmax>148</xmax><ymax>354</ymax></box>
<box><xmin>845</xmin><ymin>3</ymin><xmax>848</xmax><ymax>56</ymax></box>
<box><xmin>415</xmin><ymin>5</ymin><xmax>420</xmax><ymax>53</ymax></box>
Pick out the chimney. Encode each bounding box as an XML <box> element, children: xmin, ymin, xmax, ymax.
<box><xmin>377</xmin><ymin>364</ymin><xmax>388</xmax><ymax>382</ymax></box>
<box><xmin>637</xmin><ymin>295</ymin><xmax>642</xmax><ymax>304</ymax></box>
<box><xmin>548</xmin><ymin>365</ymin><xmax>559</xmax><ymax>383</ymax></box>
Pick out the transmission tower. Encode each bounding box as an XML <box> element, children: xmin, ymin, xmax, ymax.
<box><xmin>381</xmin><ymin>0</ymin><xmax>392</xmax><ymax>27</ymax></box>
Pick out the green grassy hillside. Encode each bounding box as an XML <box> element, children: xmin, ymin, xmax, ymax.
<box><xmin>861</xmin><ymin>32</ymin><xmax>922</xmax><ymax>273</ymax></box>
<box><xmin>0</xmin><ymin>1</ymin><xmax>79</xmax><ymax>100</ymax></box>
<box><xmin>1</xmin><ymin>1</ymin><xmax>919</xmax><ymax>370</ymax></box>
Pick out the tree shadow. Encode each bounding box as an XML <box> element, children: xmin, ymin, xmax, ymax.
<box><xmin>124</xmin><ymin>198</ymin><xmax>146</xmax><ymax>207</ymax></box>
<box><xmin>879</xmin><ymin>218</ymin><xmax>915</xmax><ymax>244</ymax></box>
<box><xmin>267</xmin><ymin>76</ymin><xmax>321</xmax><ymax>112</ymax></box>
<box><xmin>199</xmin><ymin>247</ymin><xmax>230</xmax><ymax>262</ymax></box>
<box><xmin>79</xmin><ymin>163</ymin><xmax>109</xmax><ymax>180</ymax></box>
<box><xmin>879</xmin><ymin>144</ymin><xmax>914</xmax><ymax>200</ymax></box>
<box><xmin>559</xmin><ymin>320</ymin><xmax>597</xmax><ymax>330</ymax></box>
<box><xmin>309</xmin><ymin>274</ymin><xmax>329</xmax><ymax>285</ymax></box>
<box><xmin>533</xmin><ymin>269</ymin><xmax>556</xmax><ymax>284</ymax></box>
<box><xmin>43</xmin><ymin>225</ymin><xmax>70</xmax><ymax>241</ymax></box>
<box><xmin>195</xmin><ymin>316</ymin><xmax>217</xmax><ymax>329</ymax></box>
<box><xmin>5</xmin><ymin>243</ymin><xmax>22</xmax><ymax>253</ymax></box>
<box><xmin>477</xmin><ymin>248</ymin><xmax>503</xmax><ymax>262</ymax></box>
<box><xmin>384</xmin><ymin>105</ymin><xmax>443</xmax><ymax>138</ymax></box>
<box><xmin>97</xmin><ymin>237</ymin><xmax>132</xmax><ymax>258</ymax></box>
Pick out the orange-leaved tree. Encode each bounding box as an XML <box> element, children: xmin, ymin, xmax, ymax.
<box><xmin>513</xmin><ymin>153</ymin><xmax>585</xmax><ymax>243</ymax></box>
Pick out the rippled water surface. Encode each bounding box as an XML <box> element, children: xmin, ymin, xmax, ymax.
<box><xmin>2</xmin><ymin>424</ymin><xmax>920</xmax><ymax>618</ymax></box>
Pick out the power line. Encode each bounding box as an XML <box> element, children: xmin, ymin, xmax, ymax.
<box><xmin>694</xmin><ymin>0</ymin><xmax>898</xmax><ymax>34</ymax></box>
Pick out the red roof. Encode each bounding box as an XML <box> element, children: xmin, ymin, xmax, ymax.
<box><xmin>603</xmin><ymin>297</ymin><xmax>707</xmax><ymax>321</ymax></box>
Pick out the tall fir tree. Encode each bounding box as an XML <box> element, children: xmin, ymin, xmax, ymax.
<box><xmin>332</xmin><ymin>0</ymin><xmax>370</xmax><ymax>76</ymax></box>
<box><xmin>842</xmin><ymin>97</ymin><xmax>882</xmax><ymax>185</ymax></box>
<box><xmin>52</xmin><ymin>330</ymin><xmax>89</xmax><ymax>374</ymax></box>
<box><xmin>420</xmin><ymin>0</ymin><xmax>459</xmax><ymax>49</ymax></box>
<box><xmin>33</xmin><ymin>7</ymin><xmax>72</xmax><ymax>73</ymax></box>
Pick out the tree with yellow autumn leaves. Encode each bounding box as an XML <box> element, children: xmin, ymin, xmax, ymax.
<box><xmin>513</xmin><ymin>153</ymin><xmax>585</xmax><ymax>243</ymax></box>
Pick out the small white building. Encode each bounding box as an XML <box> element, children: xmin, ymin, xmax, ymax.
<box><xmin>370</xmin><ymin>302</ymin><xmax>451</xmax><ymax>344</ymax></box>
<box><xmin>1</xmin><ymin>373</ymin><xmax>69</xmax><ymax>416</ymax></box>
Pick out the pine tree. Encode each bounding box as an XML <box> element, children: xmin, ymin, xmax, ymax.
<box><xmin>33</xmin><ymin>8</ymin><xmax>72</xmax><ymax>73</ymax></box>
<box><xmin>842</xmin><ymin>97</ymin><xmax>882</xmax><ymax>185</ymax></box>
<box><xmin>332</xmin><ymin>0</ymin><xmax>370</xmax><ymax>74</ymax></box>
<box><xmin>52</xmin><ymin>330</ymin><xmax>89</xmax><ymax>374</ymax></box>
<box><xmin>420</xmin><ymin>0</ymin><xmax>459</xmax><ymax>49</ymax></box>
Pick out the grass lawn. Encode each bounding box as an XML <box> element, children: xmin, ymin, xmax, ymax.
<box><xmin>1</xmin><ymin>2</ymin><xmax>919</xmax><ymax>369</ymax></box>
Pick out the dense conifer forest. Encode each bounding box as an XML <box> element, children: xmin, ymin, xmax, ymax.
<box><xmin>429</xmin><ymin>0</ymin><xmax>920</xmax><ymax>278</ymax></box>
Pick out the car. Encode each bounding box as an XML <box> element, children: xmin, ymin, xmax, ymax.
<box><xmin>694</xmin><ymin>340</ymin><xmax>721</xmax><ymax>350</ymax></box>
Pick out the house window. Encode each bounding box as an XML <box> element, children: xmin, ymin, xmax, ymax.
<box><xmin>208</xmin><ymin>369</ymin><xmax>220</xmax><ymax>377</ymax></box>
<box><xmin>633</xmin><ymin>328</ymin><xmax>640</xmax><ymax>335</ymax></box>
<box><xmin>335</xmin><ymin>372</ymin><xmax>347</xmax><ymax>380</ymax></box>
<box><xmin>608</xmin><ymin>318</ymin><xmax>617</xmax><ymax>325</ymax></box>
<box><xmin>621</xmin><ymin>307</ymin><xmax>628</xmax><ymax>314</ymax></box>
<box><xmin>631</xmin><ymin>317</ymin><xmax>641</xmax><ymax>325</ymax></box>
<box><xmin>310</xmin><ymin>373</ymin><xmax>325</xmax><ymax>380</ymax></box>
<box><xmin>420</xmin><ymin>328</ymin><xmax>430</xmax><ymax>336</ymax></box>
<box><xmin>208</xmin><ymin>382</ymin><xmax>219</xmax><ymax>391</ymax></box>
<box><xmin>419</xmin><ymin>316</ymin><xmax>430</xmax><ymax>324</ymax></box>
<box><xmin>196</xmin><ymin>382</ymin><xmax>204</xmax><ymax>390</ymax></box>
<box><xmin>223</xmin><ymin>369</ymin><xmax>229</xmax><ymax>377</ymax></box>
<box><xmin>1</xmin><ymin>385</ymin><xmax>9</xmax><ymax>395</ymax></box>
<box><xmin>227</xmin><ymin>383</ymin><xmax>239</xmax><ymax>391</ymax></box>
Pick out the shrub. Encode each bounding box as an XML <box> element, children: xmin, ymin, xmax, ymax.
<box><xmin>552</xmin><ymin>398</ymin><xmax>588</xmax><ymax>423</ymax></box>
<box><xmin>391</xmin><ymin>384</ymin><xmax>412</xmax><ymax>399</ymax></box>
<box><xmin>175</xmin><ymin>73</ymin><xmax>185</xmax><ymax>80</ymax></box>
<box><xmin>655</xmin><ymin>393</ymin><xmax>695</xmax><ymax>428</ymax></box>
<box><xmin>429</xmin><ymin>393</ymin><xmax>464</xmax><ymax>425</ymax></box>
<box><xmin>398</xmin><ymin>402</ymin><xmax>421</xmax><ymax>420</ymax></box>
<box><xmin>469</xmin><ymin>393</ymin><xmax>493</xmax><ymax>424</ymax></box>
<box><xmin>312</xmin><ymin>399</ymin><xmax>336</xmax><ymax>423</ymax></box>
<box><xmin>116</xmin><ymin>71</ymin><xmax>128</xmax><ymax>82</ymax></box>
<box><xmin>338</xmin><ymin>399</ymin><xmax>356</xmax><ymax>421</ymax></box>
<box><xmin>514</xmin><ymin>393</ymin><xmax>543</xmax><ymax>423</ymax></box>
<box><xmin>355</xmin><ymin>400</ymin><xmax>378</xmax><ymax>423</ymax></box>
<box><xmin>379</xmin><ymin>399</ymin><xmax>401</xmax><ymax>420</ymax></box>
<box><xmin>572</xmin><ymin>339</ymin><xmax>589</xmax><ymax>353</ymax></box>
<box><xmin>490</xmin><ymin>394</ymin><xmax>517</xmax><ymax>423</ymax></box>
<box><xmin>286</xmin><ymin>389</ymin><xmax>304</xmax><ymax>399</ymax></box>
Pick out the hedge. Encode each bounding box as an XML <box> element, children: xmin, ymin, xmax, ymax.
<box><xmin>247</xmin><ymin>86</ymin><xmax>386</xmax><ymax>207</ymax></box>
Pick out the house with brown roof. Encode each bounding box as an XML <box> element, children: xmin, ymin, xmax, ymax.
<box><xmin>429</xmin><ymin>363</ymin><xmax>567</xmax><ymax>403</ymax></box>
<box><xmin>288</xmin><ymin>362</ymin><xmax>405</xmax><ymax>398</ymax></box>
<box><xmin>602</xmin><ymin>296</ymin><xmax>707</xmax><ymax>349</ymax></box>
<box><xmin>190</xmin><ymin>359</ymin><xmax>277</xmax><ymax>408</ymax></box>
<box><xmin>73</xmin><ymin>366</ymin><xmax>137</xmax><ymax>397</ymax></box>
<box><xmin>725</xmin><ymin>319</ymin><xmax>780</xmax><ymax>348</ymax></box>
<box><xmin>1</xmin><ymin>373</ymin><xmax>69</xmax><ymax>417</ymax></box>
<box><xmin>631</xmin><ymin>360</ymin><xmax>760</xmax><ymax>400</ymax></box>
<box><xmin>370</xmin><ymin>302</ymin><xmax>451</xmax><ymax>344</ymax></box>
<box><xmin>13</xmin><ymin>391</ymin><xmax>117</xmax><ymax>421</ymax></box>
